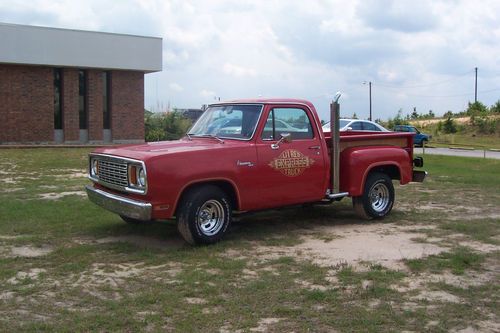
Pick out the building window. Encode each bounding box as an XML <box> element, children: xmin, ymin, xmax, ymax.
<box><xmin>102</xmin><ymin>71</ymin><xmax>111</xmax><ymax>129</ymax></box>
<box><xmin>54</xmin><ymin>69</ymin><xmax>63</xmax><ymax>129</ymax></box>
<box><xmin>79</xmin><ymin>70</ymin><xmax>88</xmax><ymax>129</ymax></box>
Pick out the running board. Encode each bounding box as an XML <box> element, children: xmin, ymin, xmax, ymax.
<box><xmin>327</xmin><ymin>192</ymin><xmax>349</xmax><ymax>199</ymax></box>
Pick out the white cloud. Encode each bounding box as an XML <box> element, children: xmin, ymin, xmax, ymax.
<box><xmin>1</xmin><ymin>0</ymin><xmax>500</xmax><ymax>119</ymax></box>
<box><xmin>200</xmin><ymin>89</ymin><xmax>215</xmax><ymax>98</ymax></box>
<box><xmin>222</xmin><ymin>63</ymin><xmax>257</xmax><ymax>78</ymax></box>
<box><xmin>169</xmin><ymin>83</ymin><xmax>183</xmax><ymax>92</ymax></box>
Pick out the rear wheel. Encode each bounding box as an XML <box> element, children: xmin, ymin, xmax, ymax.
<box><xmin>177</xmin><ymin>185</ymin><xmax>232</xmax><ymax>245</ymax></box>
<box><xmin>353</xmin><ymin>172</ymin><xmax>394</xmax><ymax>219</ymax></box>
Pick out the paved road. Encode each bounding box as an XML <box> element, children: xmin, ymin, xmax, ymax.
<box><xmin>414</xmin><ymin>147</ymin><xmax>500</xmax><ymax>159</ymax></box>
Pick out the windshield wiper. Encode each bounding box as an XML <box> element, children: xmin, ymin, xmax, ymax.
<box><xmin>191</xmin><ymin>134</ymin><xmax>225</xmax><ymax>144</ymax></box>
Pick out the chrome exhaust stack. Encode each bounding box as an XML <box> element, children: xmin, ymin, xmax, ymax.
<box><xmin>328</xmin><ymin>92</ymin><xmax>348</xmax><ymax>200</ymax></box>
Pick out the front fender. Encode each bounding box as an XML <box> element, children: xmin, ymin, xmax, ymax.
<box><xmin>339</xmin><ymin>146</ymin><xmax>412</xmax><ymax>197</ymax></box>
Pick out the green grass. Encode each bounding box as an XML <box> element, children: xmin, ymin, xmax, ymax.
<box><xmin>405</xmin><ymin>247</ymin><xmax>486</xmax><ymax>275</ymax></box>
<box><xmin>441</xmin><ymin>219</ymin><xmax>500</xmax><ymax>245</ymax></box>
<box><xmin>415</xmin><ymin>154</ymin><xmax>500</xmax><ymax>189</ymax></box>
<box><xmin>0</xmin><ymin>148</ymin><xmax>499</xmax><ymax>332</ymax></box>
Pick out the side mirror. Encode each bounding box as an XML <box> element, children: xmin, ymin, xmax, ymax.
<box><xmin>280</xmin><ymin>133</ymin><xmax>292</xmax><ymax>143</ymax></box>
<box><xmin>346</xmin><ymin>127</ymin><xmax>353</xmax><ymax>131</ymax></box>
<box><xmin>271</xmin><ymin>133</ymin><xmax>292</xmax><ymax>150</ymax></box>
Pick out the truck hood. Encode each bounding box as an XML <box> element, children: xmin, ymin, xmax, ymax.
<box><xmin>93</xmin><ymin>138</ymin><xmax>245</xmax><ymax>161</ymax></box>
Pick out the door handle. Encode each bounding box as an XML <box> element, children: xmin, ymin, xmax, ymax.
<box><xmin>308</xmin><ymin>145</ymin><xmax>321</xmax><ymax>150</ymax></box>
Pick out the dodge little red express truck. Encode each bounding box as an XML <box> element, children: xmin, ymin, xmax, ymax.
<box><xmin>86</xmin><ymin>98</ymin><xmax>426</xmax><ymax>244</ymax></box>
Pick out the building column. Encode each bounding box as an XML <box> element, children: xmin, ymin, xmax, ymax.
<box><xmin>110</xmin><ymin>70</ymin><xmax>145</xmax><ymax>143</ymax></box>
<box><xmin>62</xmin><ymin>69</ymin><xmax>79</xmax><ymax>143</ymax></box>
<box><xmin>88</xmin><ymin>70</ymin><xmax>103</xmax><ymax>142</ymax></box>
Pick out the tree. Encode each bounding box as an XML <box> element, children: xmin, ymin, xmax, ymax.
<box><xmin>411</xmin><ymin>107</ymin><xmax>419</xmax><ymax>119</ymax></box>
<box><xmin>442</xmin><ymin>117</ymin><xmax>457</xmax><ymax>134</ymax></box>
<box><xmin>443</xmin><ymin>110</ymin><xmax>454</xmax><ymax>118</ymax></box>
<box><xmin>467</xmin><ymin>101</ymin><xmax>488</xmax><ymax>117</ymax></box>
<box><xmin>145</xmin><ymin>110</ymin><xmax>192</xmax><ymax>142</ymax></box>
<box><xmin>385</xmin><ymin>109</ymin><xmax>408</xmax><ymax>129</ymax></box>
<box><xmin>351</xmin><ymin>112</ymin><xmax>358</xmax><ymax>119</ymax></box>
<box><xmin>490</xmin><ymin>100</ymin><xmax>500</xmax><ymax>114</ymax></box>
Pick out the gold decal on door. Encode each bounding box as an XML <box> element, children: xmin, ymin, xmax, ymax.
<box><xmin>268</xmin><ymin>149</ymin><xmax>315</xmax><ymax>177</ymax></box>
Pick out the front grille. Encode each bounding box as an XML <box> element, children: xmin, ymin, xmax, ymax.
<box><xmin>97</xmin><ymin>159</ymin><xmax>128</xmax><ymax>188</ymax></box>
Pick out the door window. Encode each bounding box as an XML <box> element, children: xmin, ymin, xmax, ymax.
<box><xmin>362</xmin><ymin>122</ymin><xmax>379</xmax><ymax>131</ymax></box>
<box><xmin>349</xmin><ymin>121</ymin><xmax>363</xmax><ymax>130</ymax></box>
<box><xmin>262</xmin><ymin>108</ymin><xmax>313</xmax><ymax>140</ymax></box>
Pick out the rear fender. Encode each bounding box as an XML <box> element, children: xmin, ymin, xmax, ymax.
<box><xmin>340</xmin><ymin>146</ymin><xmax>412</xmax><ymax>197</ymax></box>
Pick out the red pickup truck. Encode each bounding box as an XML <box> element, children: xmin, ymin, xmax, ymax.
<box><xmin>86</xmin><ymin>98</ymin><xmax>426</xmax><ymax>244</ymax></box>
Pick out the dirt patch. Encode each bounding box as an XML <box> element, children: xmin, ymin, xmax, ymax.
<box><xmin>53</xmin><ymin>169</ymin><xmax>87</xmax><ymax>179</ymax></box>
<box><xmin>0</xmin><ymin>291</ymin><xmax>15</xmax><ymax>300</ymax></box>
<box><xmin>0</xmin><ymin>235</ymin><xmax>22</xmax><ymax>240</ymax></box>
<box><xmin>295</xmin><ymin>279</ymin><xmax>329</xmax><ymax>291</ymax></box>
<box><xmin>253</xmin><ymin>223</ymin><xmax>446</xmax><ymax>270</ymax></box>
<box><xmin>185</xmin><ymin>297</ymin><xmax>207</xmax><ymax>305</ymax></box>
<box><xmin>1</xmin><ymin>187</ymin><xmax>24</xmax><ymax>193</ymax></box>
<box><xmin>71</xmin><ymin>262</ymin><xmax>182</xmax><ymax>300</ymax></box>
<box><xmin>456</xmin><ymin>240</ymin><xmax>500</xmax><ymax>253</ymax></box>
<box><xmin>38</xmin><ymin>191</ymin><xmax>86</xmax><ymax>200</ymax></box>
<box><xmin>250</xmin><ymin>318</ymin><xmax>284</xmax><ymax>332</ymax></box>
<box><xmin>73</xmin><ymin>262</ymin><xmax>182</xmax><ymax>287</ymax></box>
<box><xmin>411</xmin><ymin>290</ymin><xmax>461</xmax><ymax>303</ymax></box>
<box><xmin>8</xmin><ymin>268</ymin><xmax>47</xmax><ymax>285</ymax></box>
<box><xmin>453</xmin><ymin>320</ymin><xmax>500</xmax><ymax>333</ymax></box>
<box><xmin>11</xmin><ymin>246</ymin><xmax>53</xmax><ymax>258</ymax></box>
<box><xmin>4</xmin><ymin>178</ymin><xmax>18</xmax><ymax>184</ymax></box>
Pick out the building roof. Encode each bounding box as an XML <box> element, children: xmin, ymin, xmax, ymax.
<box><xmin>0</xmin><ymin>22</ymin><xmax>162</xmax><ymax>72</ymax></box>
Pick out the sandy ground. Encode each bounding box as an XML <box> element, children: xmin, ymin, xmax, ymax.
<box><xmin>256</xmin><ymin>223</ymin><xmax>448</xmax><ymax>270</ymax></box>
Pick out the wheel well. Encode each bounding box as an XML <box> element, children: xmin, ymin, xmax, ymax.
<box><xmin>175</xmin><ymin>181</ymin><xmax>239</xmax><ymax>215</ymax></box>
<box><xmin>369</xmin><ymin>164</ymin><xmax>401</xmax><ymax>181</ymax></box>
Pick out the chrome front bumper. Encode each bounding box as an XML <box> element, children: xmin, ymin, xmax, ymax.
<box><xmin>85</xmin><ymin>185</ymin><xmax>152</xmax><ymax>221</ymax></box>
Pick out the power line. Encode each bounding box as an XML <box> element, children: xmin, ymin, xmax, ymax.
<box><xmin>372</xmin><ymin>69</ymin><xmax>474</xmax><ymax>89</ymax></box>
<box><xmin>388</xmin><ymin>87</ymin><xmax>500</xmax><ymax>99</ymax></box>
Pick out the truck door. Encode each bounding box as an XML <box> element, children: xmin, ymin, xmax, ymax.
<box><xmin>254</xmin><ymin>106</ymin><xmax>326</xmax><ymax>208</ymax></box>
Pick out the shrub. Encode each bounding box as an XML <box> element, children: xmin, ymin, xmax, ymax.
<box><xmin>442</xmin><ymin>117</ymin><xmax>457</xmax><ymax>134</ymax></box>
<box><xmin>145</xmin><ymin>111</ymin><xmax>192</xmax><ymax>142</ymax></box>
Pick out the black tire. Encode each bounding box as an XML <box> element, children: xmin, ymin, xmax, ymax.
<box><xmin>120</xmin><ymin>215</ymin><xmax>151</xmax><ymax>224</ymax></box>
<box><xmin>352</xmin><ymin>172</ymin><xmax>394</xmax><ymax>219</ymax></box>
<box><xmin>176</xmin><ymin>185</ymin><xmax>232</xmax><ymax>245</ymax></box>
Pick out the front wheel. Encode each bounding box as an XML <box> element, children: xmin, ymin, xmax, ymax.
<box><xmin>353</xmin><ymin>172</ymin><xmax>394</xmax><ymax>219</ymax></box>
<box><xmin>177</xmin><ymin>185</ymin><xmax>232</xmax><ymax>245</ymax></box>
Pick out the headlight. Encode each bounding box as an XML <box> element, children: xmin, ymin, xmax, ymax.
<box><xmin>128</xmin><ymin>164</ymin><xmax>147</xmax><ymax>189</ymax></box>
<box><xmin>137</xmin><ymin>168</ymin><xmax>146</xmax><ymax>187</ymax></box>
<box><xmin>91</xmin><ymin>159</ymin><xmax>99</xmax><ymax>177</ymax></box>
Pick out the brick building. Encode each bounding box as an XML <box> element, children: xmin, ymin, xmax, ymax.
<box><xmin>0</xmin><ymin>23</ymin><xmax>162</xmax><ymax>144</ymax></box>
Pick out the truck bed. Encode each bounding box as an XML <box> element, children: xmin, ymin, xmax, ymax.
<box><xmin>323</xmin><ymin>130</ymin><xmax>414</xmax><ymax>157</ymax></box>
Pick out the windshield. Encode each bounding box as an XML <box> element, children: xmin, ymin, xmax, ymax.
<box><xmin>188</xmin><ymin>104</ymin><xmax>263</xmax><ymax>140</ymax></box>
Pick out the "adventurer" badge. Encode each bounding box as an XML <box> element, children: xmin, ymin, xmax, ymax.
<box><xmin>268</xmin><ymin>149</ymin><xmax>315</xmax><ymax>177</ymax></box>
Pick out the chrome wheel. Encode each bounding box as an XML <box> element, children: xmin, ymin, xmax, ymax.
<box><xmin>369</xmin><ymin>182</ymin><xmax>390</xmax><ymax>213</ymax></box>
<box><xmin>196</xmin><ymin>200</ymin><xmax>225</xmax><ymax>236</ymax></box>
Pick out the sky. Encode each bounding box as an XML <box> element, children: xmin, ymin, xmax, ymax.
<box><xmin>1</xmin><ymin>0</ymin><xmax>500</xmax><ymax>121</ymax></box>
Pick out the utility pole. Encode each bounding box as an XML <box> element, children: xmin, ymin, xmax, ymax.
<box><xmin>474</xmin><ymin>67</ymin><xmax>478</xmax><ymax>103</ymax></box>
<box><xmin>369</xmin><ymin>81</ymin><xmax>372</xmax><ymax>121</ymax></box>
<box><xmin>363</xmin><ymin>81</ymin><xmax>372</xmax><ymax>121</ymax></box>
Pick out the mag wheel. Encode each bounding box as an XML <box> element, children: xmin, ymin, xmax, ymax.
<box><xmin>353</xmin><ymin>172</ymin><xmax>394</xmax><ymax>219</ymax></box>
<box><xmin>177</xmin><ymin>185</ymin><xmax>232</xmax><ymax>245</ymax></box>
